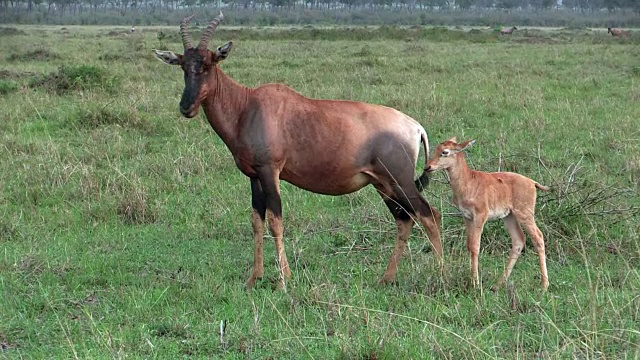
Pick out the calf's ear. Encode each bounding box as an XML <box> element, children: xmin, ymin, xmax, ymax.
<box><xmin>459</xmin><ymin>140</ymin><xmax>476</xmax><ymax>151</ymax></box>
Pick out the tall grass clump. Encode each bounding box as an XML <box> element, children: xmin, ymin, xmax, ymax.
<box><xmin>6</xmin><ymin>49</ymin><xmax>60</xmax><ymax>62</ymax></box>
<box><xmin>29</xmin><ymin>64</ymin><xmax>120</xmax><ymax>94</ymax></box>
<box><xmin>67</xmin><ymin>104</ymin><xmax>153</xmax><ymax>131</ymax></box>
<box><xmin>0</xmin><ymin>79</ymin><xmax>18</xmax><ymax>95</ymax></box>
<box><xmin>0</xmin><ymin>27</ymin><xmax>25</xmax><ymax>36</ymax></box>
<box><xmin>117</xmin><ymin>187</ymin><xmax>157</xmax><ymax>225</ymax></box>
<box><xmin>538</xmin><ymin>178</ymin><xmax>640</xmax><ymax>247</ymax></box>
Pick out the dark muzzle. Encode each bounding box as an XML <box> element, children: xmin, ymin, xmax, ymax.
<box><xmin>179</xmin><ymin>82</ymin><xmax>200</xmax><ymax>118</ymax></box>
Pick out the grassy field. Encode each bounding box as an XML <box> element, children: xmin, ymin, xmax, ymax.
<box><xmin>0</xmin><ymin>25</ymin><xmax>639</xmax><ymax>359</ymax></box>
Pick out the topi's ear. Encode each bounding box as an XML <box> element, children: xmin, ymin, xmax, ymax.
<box><xmin>446</xmin><ymin>136</ymin><xmax>458</xmax><ymax>144</ymax></box>
<box><xmin>214</xmin><ymin>42</ymin><xmax>233</xmax><ymax>62</ymax></box>
<box><xmin>153</xmin><ymin>49</ymin><xmax>182</xmax><ymax>65</ymax></box>
<box><xmin>458</xmin><ymin>140</ymin><xmax>476</xmax><ymax>151</ymax></box>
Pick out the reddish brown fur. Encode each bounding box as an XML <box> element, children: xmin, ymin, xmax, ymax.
<box><xmin>154</xmin><ymin>14</ymin><xmax>443</xmax><ymax>289</ymax></box>
<box><xmin>499</xmin><ymin>26</ymin><xmax>517</xmax><ymax>35</ymax></box>
<box><xmin>426</xmin><ymin>138</ymin><xmax>549</xmax><ymax>291</ymax></box>
<box><xmin>608</xmin><ymin>27</ymin><xmax>631</xmax><ymax>37</ymax></box>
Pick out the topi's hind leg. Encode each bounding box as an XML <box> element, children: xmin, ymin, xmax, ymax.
<box><xmin>393</xmin><ymin>183</ymin><xmax>443</xmax><ymax>262</ymax></box>
<box><xmin>257</xmin><ymin>167</ymin><xmax>291</xmax><ymax>290</ymax></box>
<box><xmin>415</xmin><ymin>198</ymin><xmax>443</xmax><ymax>261</ymax></box>
<box><xmin>376</xmin><ymin>186</ymin><xmax>415</xmax><ymax>284</ymax></box>
<box><xmin>370</xmin><ymin>155</ymin><xmax>442</xmax><ymax>283</ymax></box>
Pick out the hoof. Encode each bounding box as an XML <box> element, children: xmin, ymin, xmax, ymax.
<box><xmin>281</xmin><ymin>268</ymin><xmax>292</xmax><ymax>279</ymax></box>
<box><xmin>378</xmin><ymin>276</ymin><xmax>397</xmax><ymax>286</ymax></box>
<box><xmin>276</xmin><ymin>279</ymin><xmax>287</xmax><ymax>291</ymax></box>
<box><xmin>246</xmin><ymin>275</ymin><xmax>263</xmax><ymax>289</ymax></box>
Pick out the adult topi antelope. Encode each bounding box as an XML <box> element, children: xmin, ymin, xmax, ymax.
<box><xmin>153</xmin><ymin>13</ymin><xmax>443</xmax><ymax>289</ymax></box>
<box><xmin>607</xmin><ymin>27</ymin><xmax>631</xmax><ymax>37</ymax></box>
<box><xmin>499</xmin><ymin>26</ymin><xmax>518</xmax><ymax>35</ymax></box>
<box><xmin>426</xmin><ymin>138</ymin><xmax>550</xmax><ymax>291</ymax></box>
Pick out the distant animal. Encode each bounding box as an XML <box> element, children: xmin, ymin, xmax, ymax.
<box><xmin>426</xmin><ymin>138</ymin><xmax>550</xmax><ymax>291</ymax></box>
<box><xmin>607</xmin><ymin>27</ymin><xmax>630</xmax><ymax>37</ymax></box>
<box><xmin>499</xmin><ymin>26</ymin><xmax>518</xmax><ymax>35</ymax></box>
<box><xmin>153</xmin><ymin>13</ymin><xmax>443</xmax><ymax>289</ymax></box>
<box><xmin>130</xmin><ymin>26</ymin><xmax>136</xmax><ymax>33</ymax></box>
<box><xmin>157</xmin><ymin>31</ymin><xmax>166</xmax><ymax>41</ymax></box>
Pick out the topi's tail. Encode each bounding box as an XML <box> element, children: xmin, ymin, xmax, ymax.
<box><xmin>415</xmin><ymin>129</ymin><xmax>430</xmax><ymax>192</ymax></box>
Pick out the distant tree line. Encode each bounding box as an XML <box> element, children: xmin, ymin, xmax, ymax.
<box><xmin>0</xmin><ymin>0</ymin><xmax>638</xmax><ymax>26</ymax></box>
<box><xmin>2</xmin><ymin>0</ymin><xmax>639</xmax><ymax>13</ymax></box>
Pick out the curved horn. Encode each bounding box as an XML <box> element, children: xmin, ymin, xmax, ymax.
<box><xmin>180</xmin><ymin>14</ymin><xmax>196</xmax><ymax>50</ymax></box>
<box><xmin>198</xmin><ymin>12</ymin><xmax>224</xmax><ymax>50</ymax></box>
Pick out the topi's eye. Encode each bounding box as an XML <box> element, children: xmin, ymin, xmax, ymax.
<box><xmin>441</xmin><ymin>149</ymin><xmax>451</xmax><ymax>157</ymax></box>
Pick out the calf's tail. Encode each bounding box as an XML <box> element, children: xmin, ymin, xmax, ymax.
<box><xmin>535</xmin><ymin>182</ymin><xmax>550</xmax><ymax>191</ymax></box>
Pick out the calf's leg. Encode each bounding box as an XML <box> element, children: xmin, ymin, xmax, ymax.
<box><xmin>492</xmin><ymin>214</ymin><xmax>526</xmax><ymax>291</ymax></box>
<box><xmin>464</xmin><ymin>216</ymin><xmax>487</xmax><ymax>288</ymax></box>
<box><xmin>519</xmin><ymin>216</ymin><xmax>549</xmax><ymax>291</ymax></box>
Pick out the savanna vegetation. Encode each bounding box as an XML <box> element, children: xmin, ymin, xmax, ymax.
<box><xmin>0</xmin><ymin>25</ymin><xmax>639</xmax><ymax>358</ymax></box>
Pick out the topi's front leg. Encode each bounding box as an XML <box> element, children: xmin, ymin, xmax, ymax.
<box><xmin>380</xmin><ymin>218</ymin><xmax>414</xmax><ymax>284</ymax></box>
<box><xmin>492</xmin><ymin>214</ymin><xmax>525</xmax><ymax>291</ymax></box>
<box><xmin>247</xmin><ymin>178</ymin><xmax>267</xmax><ymax>288</ymax></box>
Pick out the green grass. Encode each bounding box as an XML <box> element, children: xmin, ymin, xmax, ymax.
<box><xmin>1</xmin><ymin>26</ymin><xmax>639</xmax><ymax>359</ymax></box>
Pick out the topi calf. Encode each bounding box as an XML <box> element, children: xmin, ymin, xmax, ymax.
<box><xmin>426</xmin><ymin>138</ymin><xmax>550</xmax><ymax>291</ymax></box>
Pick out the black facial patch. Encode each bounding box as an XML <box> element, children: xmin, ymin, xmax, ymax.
<box><xmin>182</xmin><ymin>50</ymin><xmax>208</xmax><ymax>73</ymax></box>
<box><xmin>179</xmin><ymin>50</ymin><xmax>209</xmax><ymax>113</ymax></box>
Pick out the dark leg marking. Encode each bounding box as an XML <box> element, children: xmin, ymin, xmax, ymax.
<box><xmin>247</xmin><ymin>178</ymin><xmax>267</xmax><ymax>288</ymax></box>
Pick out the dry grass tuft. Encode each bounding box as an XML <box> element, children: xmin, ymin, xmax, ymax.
<box><xmin>72</xmin><ymin>105</ymin><xmax>152</xmax><ymax>130</ymax></box>
<box><xmin>117</xmin><ymin>187</ymin><xmax>156</xmax><ymax>225</ymax></box>
<box><xmin>0</xmin><ymin>27</ymin><xmax>25</xmax><ymax>36</ymax></box>
<box><xmin>29</xmin><ymin>64</ymin><xmax>119</xmax><ymax>94</ymax></box>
